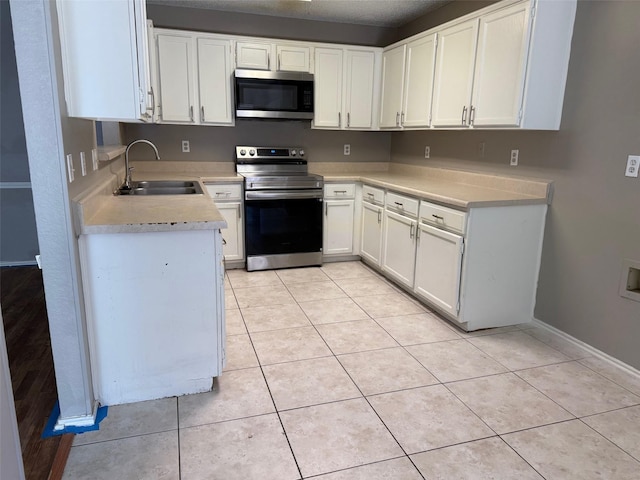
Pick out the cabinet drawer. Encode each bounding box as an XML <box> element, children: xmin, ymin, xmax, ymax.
<box><xmin>386</xmin><ymin>191</ymin><xmax>419</xmax><ymax>217</ymax></box>
<box><xmin>419</xmin><ymin>201</ymin><xmax>466</xmax><ymax>234</ymax></box>
<box><xmin>362</xmin><ymin>185</ymin><xmax>384</xmax><ymax>206</ymax></box>
<box><xmin>324</xmin><ymin>183</ymin><xmax>355</xmax><ymax>198</ymax></box>
<box><xmin>205</xmin><ymin>183</ymin><xmax>242</xmax><ymax>201</ymax></box>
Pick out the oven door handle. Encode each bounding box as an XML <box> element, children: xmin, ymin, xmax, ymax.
<box><xmin>245</xmin><ymin>190</ymin><xmax>323</xmax><ymax>200</ymax></box>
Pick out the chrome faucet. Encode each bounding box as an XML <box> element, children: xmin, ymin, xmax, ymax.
<box><xmin>123</xmin><ymin>139</ymin><xmax>160</xmax><ymax>189</ymax></box>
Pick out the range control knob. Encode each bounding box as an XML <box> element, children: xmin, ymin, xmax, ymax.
<box><xmin>249</xmin><ymin>149</ymin><xmax>255</xmax><ymax>156</ymax></box>
<box><xmin>239</xmin><ymin>149</ymin><xmax>246</xmax><ymax>156</ymax></box>
<box><xmin>291</xmin><ymin>149</ymin><xmax>297</xmax><ymax>156</ymax></box>
<box><xmin>299</xmin><ymin>149</ymin><xmax>305</xmax><ymax>157</ymax></box>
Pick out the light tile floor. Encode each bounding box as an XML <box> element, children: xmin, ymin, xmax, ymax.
<box><xmin>63</xmin><ymin>261</ymin><xmax>640</xmax><ymax>479</ymax></box>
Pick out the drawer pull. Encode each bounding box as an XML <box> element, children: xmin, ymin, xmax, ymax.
<box><xmin>432</xmin><ymin>214</ymin><xmax>444</xmax><ymax>220</ymax></box>
<box><xmin>215</xmin><ymin>192</ymin><xmax>230</xmax><ymax>196</ymax></box>
<box><xmin>366</xmin><ymin>192</ymin><xmax>374</xmax><ymax>197</ymax></box>
<box><xmin>394</xmin><ymin>202</ymin><xmax>404</xmax><ymax>208</ymax></box>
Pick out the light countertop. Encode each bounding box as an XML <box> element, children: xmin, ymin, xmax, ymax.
<box><xmin>75</xmin><ymin>161</ymin><xmax>551</xmax><ymax>235</ymax></box>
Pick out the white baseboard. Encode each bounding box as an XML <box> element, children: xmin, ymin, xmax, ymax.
<box><xmin>0</xmin><ymin>260</ymin><xmax>38</xmax><ymax>267</ymax></box>
<box><xmin>54</xmin><ymin>400</ymin><xmax>99</xmax><ymax>431</ymax></box>
<box><xmin>532</xmin><ymin>318</ymin><xmax>640</xmax><ymax>380</ymax></box>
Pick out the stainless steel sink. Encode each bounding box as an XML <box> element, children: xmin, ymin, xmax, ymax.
<box><xmin>116</xmin><ymin>180</ymin><xmax>204</xmax><ymax>196</ymax></box>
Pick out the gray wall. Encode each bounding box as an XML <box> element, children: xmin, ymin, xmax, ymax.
<box><xmin>147</xmin><ymin>4</ymin><xmax>396</xmax><ymax>47</ymax></box>
<box><xmin>1</xmin><ymin>0</ymin><xmax>39</xmax><ymax>265</ymax></box>
<box><xmin>390</xmin><ymin>0</ymin><xmax>640</xmax><ymax>368</ymax></box>
<box><xmin>123</xmin><ymin>121</ymin><xmax>391</xmax><ymax>164</ymax></box>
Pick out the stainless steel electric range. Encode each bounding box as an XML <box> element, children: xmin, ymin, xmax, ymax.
<box><xmin>236</xmin><ymin>146</ymin><xmax>324</xmax><ymax>272</ymax></box>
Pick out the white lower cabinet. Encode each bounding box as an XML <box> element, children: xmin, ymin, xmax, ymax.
<box><xmin>323</xmin><ymin>183</ymin><xmax>356</xmax><ymax>256</ymax></box>
<box><xmin>381</xmin><ymin>192</ymin><xmax>419</xmax><ymax>288</ymax></box>
<box><xmin>414</xmin><ymin>223</ymin><xmax>464</xmax><ymax>317</ymax></box>
<box><xmin>360</xmin><ymin>186</ymin><xmax>385</xmax><ymax>265</ymax></box>
<box><xmin>205</xmin><ymin>183</ymin><xmax>244</xmax><ymax>264</ymax></box>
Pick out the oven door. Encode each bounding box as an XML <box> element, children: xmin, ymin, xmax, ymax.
<box><xmin>245</xmin><ymin>190</ymin><xmax>323</xmax><ymax>257</ymax></box>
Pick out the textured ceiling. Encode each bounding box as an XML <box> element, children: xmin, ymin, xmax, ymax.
<box><xmin>146</xmin><ymin>0</ymin><xmax>451</xmax><ymax>27</ymax></box>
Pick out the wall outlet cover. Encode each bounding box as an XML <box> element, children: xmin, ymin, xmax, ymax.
<box><xmin>181</xmin><ymin>140</ymin><xmax>190</xmax><ymax>153</ymax></box>
<box><xmin>510</xmin><ymin>149</ymin><xmax>519</xmax><ymax>166</ymax></box>
<box><xmin>625</xmin><ymin>155</ymin><xmax>639</xmax><ymax>177</ymax></box>
<box><xmin>424</xmin><ymin>146</ymin><xmax>430</xmax><ymax>158</ymax></box>
<box><xmin>343</xmin><ymin>144</ymin><xmax>351</xmax><ymax>155</ymax></box>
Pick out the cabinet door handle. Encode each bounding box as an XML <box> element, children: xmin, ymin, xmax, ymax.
<box><xmin>394</xmin><ymin>201</ymin><xmax>404</xmax><ymax>209</ymax></box>
<box><xmin>367</xmin><ymin>192</ymin><xmax>374</xmax><ymax>197</ymax></box>
<box><xmin>400</xmin><ymin>112</ymin><xmax>405</xmax><ymax>126</ymax></box>
<box><xmin>347</xmin><ymin>112</ymin><xmax>350</xmax><ymax>127</ymax></box>
<box><xmin>410</xmin><ymin>223</ymin><xmax>415</xmax><ymax>239</ymax></box>
<box><xmin>416</xmin><ymin>226</ymin><xmax>421</xmax><ymax>240</ymax></box>
<box><xmin>201</xmin><ymin>106</ymin><xmax>205</xmax><ymax>122</ymax></box>
<box><xmin>461</xmin><ymin>106</ymin><xmax>467</xmax><ymax>125</ymax></box>
<box><xmin>238</xmin><ymin>204</ymin><xmax>242</xmax><ymax>219</ymax></box>
<box><xmin>377</xmin><ymin>210</ymin><xmax>381</xmax><ymax>224</ymax></box>
<box><xmin>396</xmin><ymin>112</ymin><xmax>400</xmax><ymax>126</ymax></box>
<box><xmin>267</xmin><ymin>52</ymin><xmax>271</xmax><ymax>69</ymax></box>
<box><xmin>338</xmin><ymin>112</ymin><xmax>341</xmax><ymax>127</ymax></box>
<box><xmin>432</xmin><ymin>214</ymin><xmax>444</xmax><ymax>220</ymax></box>
<box><xmin>222</xmin><ymin>238</ymin><xmax>227</xmax><ymax>245</ymax></box>
<box><xmin>325</xmin><ymin>202</ymin><xmax>328</xmax><ymax>216</ymax></box>
<box><xmin>470</xmin><ymin>105</ymin><xmax>475</xmax><ymax>125</ymax></box>
<box><xmin>148</xmin><ymin>87</ymin><xmax>155</xmax><ymax>116</ymax></box>
<box><xmin>277</xmin><ymin>53</ymin><xmax>281</xmax><ymax>70</ymax></box>
<box><xmin>190</xmin><ymin>106</ymin><xmax>194</xmax><ymax>122</ymax></box>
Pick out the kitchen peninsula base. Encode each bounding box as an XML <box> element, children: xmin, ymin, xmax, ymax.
<box><xmin>79</xmin><ymin>229</ymin><xmax>225</xmax><ymax>406</ymax></box>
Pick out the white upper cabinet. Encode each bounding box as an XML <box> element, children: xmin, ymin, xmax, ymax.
<box><xmin>276</xmin><ymin>45</ymin><xmax>311</xmax><ymax>72</ymax></box>
<box><xmin>344</xmin><ymin>49</ymin><xmax>377</xmax><ymax>129</ymax></box>
<box><xmin>236</xmin><ymin>42</ymin><xmax>271</xmax><ymax>70</ymax></box>
<box><xmin>402</xmin><ymin>34</ymin><xmax>437</xmax><ymax>128</ymax></box>
<box><xmin>471</xmin><ymin>2</ymin><xmax>530</xmax><ymax>126</ymax></box>
<box><xmin>197</xmin><ymin>38</ymin><xmax>234</xmax><ymax>125</ymax></box>
<box><xmin>429</xmin><ymin>0</ymin><xmax>576</xmax><ymax>130</ymax></box>
<box><xmin>379</xmin><ymin>45</ymin><xmax>406</xmax><ymax>128</ymax></box>
<box><xmin>155</xmin><ymin>29</ymin><xmax>233</xmax><ymax>126</ymax></box>
<box><xmin>236</xmin><ymin>41</ymin><xmax>311</xmax><ymax>72</ymax></box>
<box><xmin>314</xmin><ymin>48</ymin><xmax>343</xmax><ymax>128</ymax></box>
<box><xmin>314</xmin><ymin>47</ymin><xmax>380</xmax><ymax>130</ymax></box>
<box><xmin>380</xmin><ymin>33</ymin><xmax>437</xmax><ymax>129</ymax></box>
<box><xmin>431</xmin><ymin>19</ymin><xmax>479</xmax><ymax>127</ymax></box>
<box><xmin>157</xmin><ymin>33</ymin><xmax>196</xmax><ymax>123</ymax></box>
<box><xmin>56</xmin><ymin>0</ymin><xmax>153</xmax><ymax>121</ymax></box>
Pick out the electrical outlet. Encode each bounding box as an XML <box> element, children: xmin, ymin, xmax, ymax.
<box><xmin>343</xmin><ymin>144</ymin><xmax>351</xmax><ymax>156</ymax></box>
<box><xmin>424</xmin><ymin>146</ymin><xmax>430</xmax><ymax>158</ymax></box>
<box><xmin>91</xmin><ymin>148</ymin><xmax>99</xmax><ymax>171</ymax></box>
<box><xmin>510</xmin><ymin>149</ymin><xmax>519</xmax><ymax>166</ymax></box>
<box><xmin>181</xmin><ymin>140</ymin><xmax>190</xmax><ymax>153</ymax></box>
<box><xmin>80</xmin><ymin>151</ymin><xmax>87</xmax><ymax>176</ymax></box>
<box><xmin>66</xmin><ymin>154</ymin><xmax>74</xmax><ymax>182</ymax></box>
<box><xmin>479</xmin><ymin>142</ymin><xmax>485</xmax><ymax>158</ymax></box>
<box><xmin>625</xmin><ymin>155</ymin><xmax>639</xmax><ymax>178</ymax></box>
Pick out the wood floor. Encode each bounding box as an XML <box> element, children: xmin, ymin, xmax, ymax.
<box><xmin>1</xmin><ymin>266</ymin><xmax>60</xmax><ymax>480</ymax></box>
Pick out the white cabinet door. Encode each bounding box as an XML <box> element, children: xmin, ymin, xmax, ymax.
<box><xmin>431</xmin><ymin>19</ymin><xmax>479</xmax><ymax>127</ymax></box>
<box><xmin>56</xmin><ymin>0</ymin><xmax>151</xmax><ymax>121</ymax></box>
<box><xmin>157</xmin><ymin>33</ymin><xmax>196</xmax><ymax>123</ymax></box>
<box><xmin>216</xmin><ymin>202</ymin><xmax>244</xmax><ymax>262</ymax></box>
<box><xmin>314</xmin><ymin>48</ymin><xmax>343</xmax><ymax>128</ymax></box>
<box><xmin>324</xmin><ymin>199</ymin><xmax>355</xmax><ymax>255</ymax></box>
<box><xmin>382</xmin><ymin>210</ymin><xmax>417</xmax><ymax>288</ymax></box>
<box><xmin>276</xmin><ymin>45</ymin><xmax>310</xmax><ymax>72</ymax></box>
<box><xmin>379</xmin><ymin>44</ymin><xmax>406</xmax><ymax>129</ymax></box>
<box><xmin>197</xmin><ymin>37</ymin><xmax>233</xmax><ymax>125</ymax></box>
<box><xmin>471</xmin><ymin>2</ymin><xmax>530</xmax><ymax>127</ymax></box>
<box><xmin>361</xmin><ymin>202</ymin><xmax>384</xmax><ymax>266</ymax></box>
<box><xmin>344</xmin><ymin>49</ymin><xmax>376</xmax><ymax>129</ymax></box>
<box><xmin>402</xmin><ymin>33</ymin><xmax>437</xmax><ymax>128</ymax></box>
<box><xmin>236</xmin><ymin>42</ymin><xmax>272</xmax><ymax>70</ymax></box>
<box><xmin>414</xmin><ymin>223</ymin><xmax>463</xmax><ymax>317</ymax></box>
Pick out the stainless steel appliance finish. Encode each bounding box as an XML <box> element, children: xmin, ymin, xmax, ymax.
<box><xmin>234</xmin><ymin>70</ymin><xmax>314</xmax><ymax>120</ymax></box>
<box><xmin>237</xmin><ymin>146</ymin><xmax>323</xmax><ymax>271</ymax></box>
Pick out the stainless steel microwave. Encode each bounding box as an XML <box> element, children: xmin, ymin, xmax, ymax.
<box><xmin>234</xmin><ymin>69</ymin><xmax>314</xmax><ymax>120</ymax></box>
